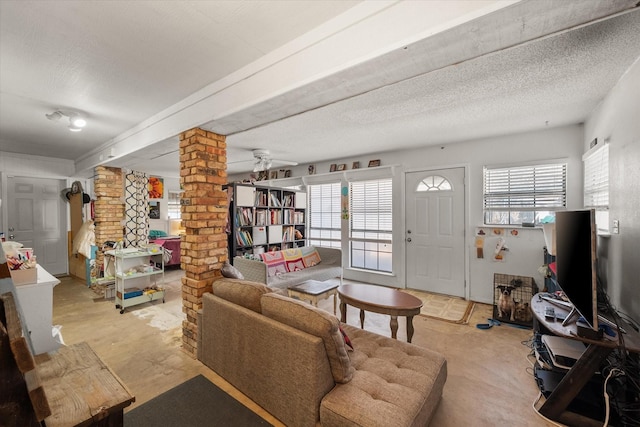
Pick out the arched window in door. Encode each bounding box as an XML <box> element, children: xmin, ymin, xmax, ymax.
<box><xmin>416</xmin><ymin>175</ymin><xmax>452</xmax><ymax>192</ymax></box>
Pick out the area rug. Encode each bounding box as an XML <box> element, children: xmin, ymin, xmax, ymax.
<box><xmin>124</xmin><ymin>375</ymin><xmax>272</xmax><ymax>427</ymax></box>
<box><xmin>404</xmin><ymin>289</ymin><xmax>475</xmax><ymax>324</ymax></box>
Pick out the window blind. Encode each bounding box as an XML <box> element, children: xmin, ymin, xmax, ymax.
<box><xmin>583</xmin><ymin>144</ymin><xmax>609</xmax><ymax>209</ymax></box>
<box><xmin>349</xmin><ymin>179</ymin><xmax>393</xmax><ymax>235</ymax></box>
<box><xmin>483</xmin><ymin>163</ymin><xmax>567</xmax><ymax>211</ymax></box>
<box><xmin>349</xmin><ymin>178</ymin><xmax>393</xmax><ymax>273</ymax></box>
<box><xmin>308</xmin><ymin>182</ymin><xmax>341</xmax><ymax>247</ymax></box>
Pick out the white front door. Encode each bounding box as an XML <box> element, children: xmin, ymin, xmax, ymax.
<box><xmin>7</xmin><ymin>177</ymin><xmax>67</xmax><ymax>275</ymax></box>
<box><xmin>405</xmin><ymin>168</ymin><xmax>465</xmax><ymax>297</ymax></box>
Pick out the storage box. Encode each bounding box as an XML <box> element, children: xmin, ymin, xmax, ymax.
<box><xmin>10</xmin><ymin>268</ymin><xmax>38</xmax><ymax>285</ymax></box>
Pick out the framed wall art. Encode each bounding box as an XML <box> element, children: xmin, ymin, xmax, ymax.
<box><xmin>148</xmin><ymin>176</ymin><xmax>164</xmax><ymax>199</ymax></box>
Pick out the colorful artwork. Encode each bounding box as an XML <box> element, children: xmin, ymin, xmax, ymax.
<box><xmin>148</xmin><ymin>176</ymin><xmax>164</xmax><ymax>199</ymax></box>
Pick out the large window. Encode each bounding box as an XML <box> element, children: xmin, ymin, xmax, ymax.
<box><xmin>483</xmin><ymin>162</ymin><xmax>567</xmax><ymax>225</ymax></box>
<box><xmin>349</xmin><ymin>179</ymin><xmax>392</xmax><ymax>273</ymax></box>
<box><xmin>307</xmin><ymin>182</ymin><xmax>341</xmax><ymax>248</ymax></box>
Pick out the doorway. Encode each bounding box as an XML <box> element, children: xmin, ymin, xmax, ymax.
<box><xmin>405</xmin><ymin>168</ymin><xmax>465</xmax><ymax>297</ymax></box>
<box><xmin>7</xmin><ymin>176</ymin><xmax>67</xmax><ymax>275</ymax></box>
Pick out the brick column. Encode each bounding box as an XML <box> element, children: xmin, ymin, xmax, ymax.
<box><xmin>179</xmin><ymin>128</ymin><xmax>228</xmax><ymax>356</ymax></box>
<box><xmin>93</xmin><ymin>166</ymin><xmax>124</xmax><ymax>271</ymax></box>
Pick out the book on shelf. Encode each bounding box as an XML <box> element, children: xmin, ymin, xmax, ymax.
<box><xmin>235</xmin><ymin>230</ymin><xmax>253</xmax><ymax>247</ymax></box>
<box><xmin>269</xmin><ymin>209</ymin><xmax>282</xmax><ymax>225</ymax></box>
<box><xmin>236</xmin><ymin>207</ymin><xmax>253</xmax><ymax>226</ymax></box>
<box><xmin>282</xmin><ymin>193</ymin><xmax>294</xmax><ymax>207</ymax></box>
<box><xmin>269</xmin><ymin>192</ymin><xmax>281</xmax><ymax>207</ymax></box>
<box><xmin>254</xmin><ymin>209</ymin><xmax>267</xmax><ymax>226</ymax></box>
<box><xmin>283</xmin><ymin>209</ymin><xmax>294</xmax><ymax>224</ymax></box>
<box><xmin>255</xmin><ymin>190</ymin><xmax>268</xmax><ymax>206</ymax></box>
<box><xmin>282</xmin><ymin>226</ymin><xmax>295</xmax><ymax>242</ymax></box>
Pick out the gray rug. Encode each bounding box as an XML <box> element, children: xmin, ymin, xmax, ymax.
<box><xmin>124</xmin><ymin>375</ymin><xmax>272</xmax><ymax>426</ymax></box>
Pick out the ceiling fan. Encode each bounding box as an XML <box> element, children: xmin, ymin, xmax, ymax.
<box><xmin>230</xmin><ymin>149</ymin><xmax>298</xmax><ymax>172</ymax></box>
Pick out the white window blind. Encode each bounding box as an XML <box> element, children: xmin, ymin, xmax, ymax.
<box><xmin>308</xmin><ymin>182</ymin><xmax>341</xmax><ymax>248</ymax></box>
<box><xmin>483</xmin><ymin>163</ymin><xmax>566</xmax><ymax>225</ymax></box>
<box><xmin>349</xmin><ymin>178</ymin><xmax>393</xmax><ymax>273</ymax></box>
<box><xmin>167</xmin><ymin>192</ymin><xmax>181</xmax><ymax>219</ymax></box>
<box><xmin>583</xmin><ymin>144</ymin><xmax>609</xmax><ymax>209</ymax></box>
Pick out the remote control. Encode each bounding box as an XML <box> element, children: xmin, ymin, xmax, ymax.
<box><xmin>544</xmin><ymin>306</ymin><xmax>555</xmax><ymax>320</ymax></box>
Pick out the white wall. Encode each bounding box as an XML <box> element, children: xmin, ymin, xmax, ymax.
<box><xmin>232</xmin><ymin>124</ymin><xmax>584</xmax><ymax>304</ymax></box>
<box><xmin>584</xmin><ymin>58</ymin><xmax>640</xmax><ymax>319</ymax></box>
<box><xmin>148</xmin><ymin>176</ymin><xmax>181</xmax><ymax>233</ymax></box>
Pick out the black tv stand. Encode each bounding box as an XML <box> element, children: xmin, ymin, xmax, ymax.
<box><xmin>531</xmin><ymin>293</ymin><xmax>640</xmax><ymax>427</ymax></box>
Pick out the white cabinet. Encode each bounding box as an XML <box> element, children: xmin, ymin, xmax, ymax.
<box><xmin>0</xmin><ymin>265</ymin><xmax>61</xmax><ymax>355</ymax></box>
<box><xmin>106</xmin><ymin>247</ymin><xmax>165</xmax><ymax>314</ymax></box>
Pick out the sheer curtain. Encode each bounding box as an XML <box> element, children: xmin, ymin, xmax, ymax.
<box><xmin>124</xmin><ymin>171</ymin><xmax>149</xmax><ymax>248</ymax></box>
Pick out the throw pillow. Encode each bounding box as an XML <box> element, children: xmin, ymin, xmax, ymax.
<box><xmin>261</xmin><ymin>293</ymin><xmax>354</xmax><ymax>383</ymax></box>
<box><xmin>220</xmin><ymin>261</ymin><xmax>244</xmax><ymax>280</ymax></box>
<box><xmin>301</xmin><ymin>246</ymin><xmax>322</xmax><ymax>268</ymax></box>
<box><xmin>282</xmin><ymin>248</ymin><xmax>304</xmax><ymax>272</ymax></box>
<box><xmin>260</xmin><ymin>251</ymin><xmax>287</xmax><ymax>277</ymax></box>
<box><xmin>339</xmin><ymin>325</ymin><xmax>354</xmax><ymax>351</ymax></box>
<box><xmin>149</xmin><ymin>229</ymin><xmax>168</xmax><ymax>239</ymax></box>
<box><xmin>213</xmin><ymin>278</ymin><xmax>271</xmax><ymax>313</ymax></box>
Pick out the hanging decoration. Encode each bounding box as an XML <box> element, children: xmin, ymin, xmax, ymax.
<box><xmin>124</xmin><ymin>171</ymin><xmax>149</xmax><ymax>248</ymax></box>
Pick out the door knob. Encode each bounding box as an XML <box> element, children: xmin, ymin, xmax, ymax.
<box><xmin>9</xmin><ymin>234</ymin><xmax>15</xmax><ymax>240</ymax></box>
<box><xmin>406</xmin><ymin>237</ymin><xmax>412</xmax><ymax>242</ymax></box>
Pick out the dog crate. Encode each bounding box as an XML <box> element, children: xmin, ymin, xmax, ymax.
<box><xmin>493</xmin><ymin>273</ymin><xmax>538</xmax><ymax>328</ymax></box>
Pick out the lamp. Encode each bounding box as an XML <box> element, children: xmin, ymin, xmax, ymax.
<box><xmin>46</xmin><ymin>110</ymin><xmax>87</xmax><ymax>132</ymax></box>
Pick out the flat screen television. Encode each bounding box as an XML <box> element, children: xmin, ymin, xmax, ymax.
<box><xmin>554</xmin><ymin>209</ymin><xmax>598</xmax><ymax>331</ymax></box>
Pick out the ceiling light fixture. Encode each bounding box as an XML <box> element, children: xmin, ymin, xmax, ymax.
<box><xmin>46</xmin><ymin>110</ymin><xmax>87</xmax><ymax>132</ymax></box>
<box><xmin>253</xmin><ymin>157</ymin><xmax>272</xmax><ymax>172</ymax></box>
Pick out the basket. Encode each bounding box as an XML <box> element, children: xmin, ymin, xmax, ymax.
<box><xmin>493</xmin><ymin>273</ymin><xmax>538</xmax><ymax>328</ymax></box>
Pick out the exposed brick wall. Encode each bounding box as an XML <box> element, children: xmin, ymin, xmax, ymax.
<box><xmin>179</xmin><ymin>128</ymin><xmax>228</xmax><ymax>356</ymax></box>
<box><xmin>94</xmin><ymin>166</ymin><xmax>124</xmax><ymax>271</ymax></box>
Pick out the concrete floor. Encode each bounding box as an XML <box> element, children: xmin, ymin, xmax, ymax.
<box><xmin>50</xmin><ymin>270</ymin><xmax>555</xmax><ymax>426</ymax></box>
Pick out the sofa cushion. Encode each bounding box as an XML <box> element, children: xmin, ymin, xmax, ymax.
<box><xmin>320</xmin><ymin>324</ymin><xmax>447</xmax><ymax>427</ymax></box>
<box><xmin>212</xmin><ymin>278</ymin><xmax>271</xmax><ymax>313</ymax></box>
<box><xmin>261</xmin><ymin>293</ymin><xmax>354</xmax><ymax>383</ymax></box>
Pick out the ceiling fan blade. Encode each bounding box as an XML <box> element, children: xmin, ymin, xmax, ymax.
<box><xmin>270</xmin><ymin>159</ymin><xmax>298</xmax><ymax>167</ymax></box>
<box><xmin>227</xmin><ymin>158</ymin><xmax>258</xmax><ymax>165</ymax></box>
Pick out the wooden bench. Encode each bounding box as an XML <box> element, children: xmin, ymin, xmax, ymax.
<box><xmin>0</xmin><ymin>291</ymin><xmax>134</xmax><ymax>426</ymax></box>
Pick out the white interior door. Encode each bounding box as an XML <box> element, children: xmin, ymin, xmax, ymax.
<box><xmin>7</xmin><ymin>177</ymin><xmax>67</xmax><ymax>275</ymax></box>
<box><xmin>405</xmin><ymin>168</ymin><xmax>465</xmax><ymax>297</ymax></box>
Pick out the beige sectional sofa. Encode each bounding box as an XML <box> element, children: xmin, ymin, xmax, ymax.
<box><xmin>198</xmin><ymin>277</ymin><xmax>447</xmax><ymax>427</ymax></box>
<box><xmin>233</xmin><ymin>246</ymin><xmax>343</xmax><ymax>290</ymax></box>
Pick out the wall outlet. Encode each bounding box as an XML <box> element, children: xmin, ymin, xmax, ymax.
<box><xmin>612</xmin><ymin>219</ymin><xmax>620</xmax><ymax>234</ymax></box>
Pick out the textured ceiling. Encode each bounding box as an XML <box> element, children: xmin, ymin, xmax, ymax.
<box><xmin>0</xmin><ymin>1</ymin><xmax>639</xmax><ymax>178</ymax></box>
<box><xmin>225</xmin><ymin>9</ymin><xmax>640</xmax><ymax>164</ymax></box>
<box><xmin>0</xmin><ymin>0</ymin><xmax>359</xmax><ymax>159</ymax></box>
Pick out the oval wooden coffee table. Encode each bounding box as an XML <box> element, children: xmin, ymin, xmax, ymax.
<box><xmin>338</xmin><ymin>284</ymin><xmax>423</xmax><ymax>343</ymax></box>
